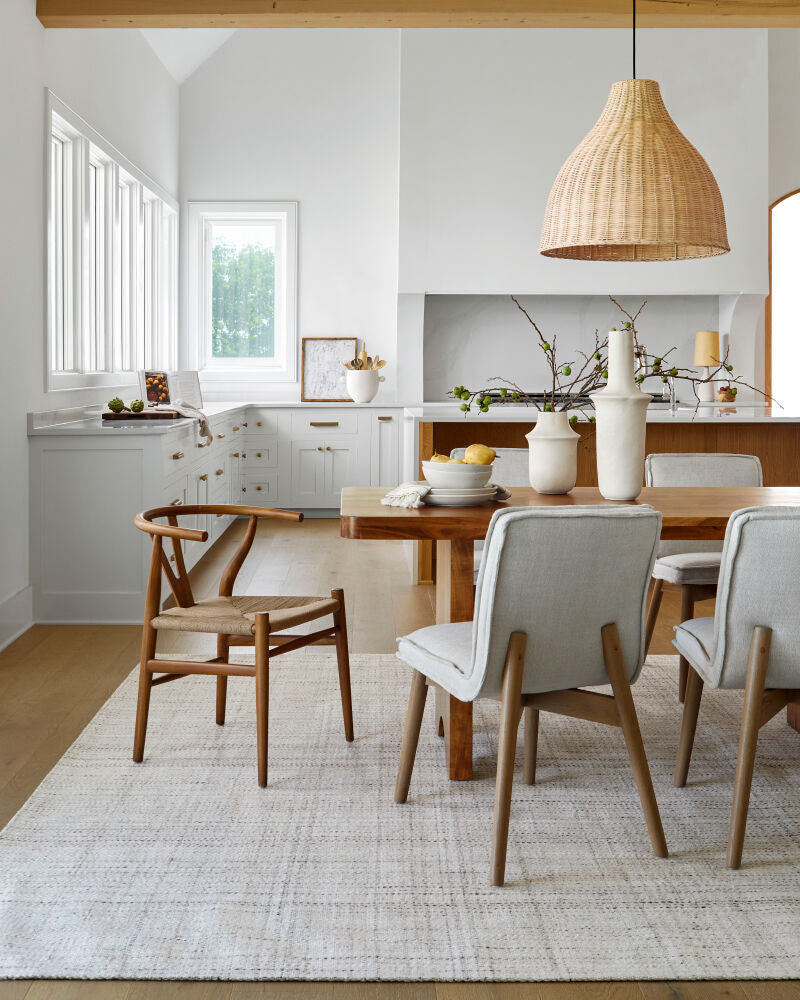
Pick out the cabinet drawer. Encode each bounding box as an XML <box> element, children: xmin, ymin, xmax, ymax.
<box><xmin>291</xmin><ymin>409</ymin><xmax>356</xmax><ymax>437</ymax></box>
<box><xmin>247</xmin><ymin>408</ymin><xmax>280</xmax><ymax>434</ymax></box>
<box><xmin>245</xmin><ymin>473</ymin><xmax>280</xmax><ymax>505</ymax></box>
<box><xmin>161</xmin><ymin>429</ymin><xmax>194</xmax><ymax>477</ymax></box>
<box><xmin>244</xmin><ymin>436</ymin><xmax>279</xmax><ymax>469</ymax></box>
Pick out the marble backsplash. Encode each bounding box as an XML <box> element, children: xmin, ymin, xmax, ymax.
<box><xmin>423</xmin><ymin>294</ymin><xmax>721</xmax><ymax>401</ymax></box>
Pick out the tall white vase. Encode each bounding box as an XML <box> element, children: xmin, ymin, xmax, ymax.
<box><xmin>591</xmin><ymin>330</ymin><xmax>652</xmax><ymax>501</ymax></box>
<box><xmin>525</xmin><ymin>410</ymin><xmax>579</xmax><ymax>495</ymax></box>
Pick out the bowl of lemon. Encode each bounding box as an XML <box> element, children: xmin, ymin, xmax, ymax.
<box><xmin>421</xmin><ymin>444</ymin><xmax>496</xmax><ymax>489</ymax></box>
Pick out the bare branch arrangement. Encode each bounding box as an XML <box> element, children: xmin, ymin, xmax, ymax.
<box><xmin>449</xmin><ymin>296</ymin><xmax>776</xmax><ymax>420</ymax></box>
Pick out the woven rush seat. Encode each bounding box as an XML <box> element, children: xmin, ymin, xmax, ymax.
<box><xmin>153</xmin><ymin>594</ymin><xmax>340</xmax><ymax>636</ymax></box>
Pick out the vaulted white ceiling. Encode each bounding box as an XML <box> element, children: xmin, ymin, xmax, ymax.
<box><xmin>140</xmin><ymin>29</ymin><xmax>237</xmax><ymax>85</ymax></box>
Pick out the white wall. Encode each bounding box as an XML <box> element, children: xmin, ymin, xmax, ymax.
<box><xmin>423</xmin><ymin>294</ymin><xmax>720</xmax><ymax>401</ymax></box>
<box><xmin>179</xmin><ymin>29</ymin><xmax>401</xmax><ymax>401</ymax></box>
<box><xmin>0</xmin><ymin>0</ymin><xmax>179</xmax><ymax>645</ymax></box>
<box><xmin>400</xmin><ymin>29</ymin><xmax>768</xmax><ymax>296</ymax></box>
<box><xmin>768</xmin><ymin>29</ymin><xmax>800</xmax><ymax>205</ymax></box>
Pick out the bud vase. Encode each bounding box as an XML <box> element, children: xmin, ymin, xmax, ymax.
<box><xmin>525</xmin><ymin>410</ymin><xmax>579</xmax><ymax>494</ymax></box>
<box><xmin>591</xmin><ymin>330</ymin><xmax>652</xmax><ymax>501</ymax></box>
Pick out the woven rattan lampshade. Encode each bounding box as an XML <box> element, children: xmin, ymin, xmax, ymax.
<box><xmin>539</xmin><ymin>79</ymin><xmax>730</xmax><ymax>261</ymax></box>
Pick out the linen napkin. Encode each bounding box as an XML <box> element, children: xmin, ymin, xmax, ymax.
<box><xmin>172</xmin><ymin>398</ymin><xmax>213</xmax><ymax>445</ymax></box>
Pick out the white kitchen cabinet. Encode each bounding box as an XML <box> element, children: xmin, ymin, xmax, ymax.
<box><xmin>29</xmin><ymin>403</ymin><xmax>403</xmax><ymax>622</ymax></box>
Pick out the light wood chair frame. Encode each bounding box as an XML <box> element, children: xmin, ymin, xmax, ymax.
<box><xmin>673</xmin><ymin>625</ymin><xmax>800</xmax><ymax>868</ymax></box>
<box><xmin>132</xmin><ymin>504</ymin><xmax>354</xmax><ymax>787</ymax></box>
<box><xmin>395</xmin><ymin>623</ymin><xmax>668</xmax><ymax>886</ymax></box>
<box><xmin>645</xmin><ymin>578</ymin><xmax>717</xmax><ymax>702</ymax></box>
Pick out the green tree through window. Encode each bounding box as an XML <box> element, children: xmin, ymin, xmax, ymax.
<box><xmin>211</xmin><ymin>239</ymin><xmax>275</xmax><ymax>358</ymax></box>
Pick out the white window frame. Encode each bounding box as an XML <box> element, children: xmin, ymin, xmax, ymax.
<box><xmin>46</xmin><ymin>91</ymin><xmax>178</xmax><ymax>392</ymax></box>
<box><xmin>187</xmin><ymin>201</ymin><xmax>298</xmax><ymax>383</ymax></box>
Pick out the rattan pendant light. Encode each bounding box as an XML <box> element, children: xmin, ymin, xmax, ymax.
<box><xmin>539</xmin><ymin>1</ymin><xmax>729</xmax><ymax>261</ymax></box>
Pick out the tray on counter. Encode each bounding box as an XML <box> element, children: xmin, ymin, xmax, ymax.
<box><xmin>101</xmin><ymin>409</ymin><xmax>182</xmax><ymax>421</ymax></box>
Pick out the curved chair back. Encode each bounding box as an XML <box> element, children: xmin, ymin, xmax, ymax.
<box><xmin>450</xmin><ymin>447</ymin><xmax>529</xmax><ymax>487</ymax></box>
<box><xmin>468</xmin><ymin>505</ymin><xmax>661</xmax><ymax>699</ymax></box>
<box><xmin>709</xmin><ymin>506</ymin><xmax>800</xmax><ymax>689</ymax></box>
<box><xmin>645</xmin><ymin>453</ymin><xmax>762</xmax><ymax>557</ymax></box>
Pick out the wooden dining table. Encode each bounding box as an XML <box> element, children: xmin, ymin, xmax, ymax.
<box><xmin>340</xmin><ymin>485</ymin><xmax>800</xmax><ymax>780</ymax></box>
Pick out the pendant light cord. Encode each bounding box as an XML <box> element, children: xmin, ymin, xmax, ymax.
<box><xmin>632</xmin><ymin>0</ymin><xmax>636</xmax><ymax>79</ymax></box>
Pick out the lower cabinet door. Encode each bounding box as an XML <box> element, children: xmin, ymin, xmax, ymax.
<box><xmin>290</xmin><ymin>441</ymin><xmax>326</xmax><ymax>506</ymax></box>
<box><xmin>324</xmin><ymin>441</ymin><xmax>359</xmax><ymax>506</ymax></box>
<box><xmin>247</xmin><ymin>473</ymin><xmax>280</xmax><ymax>506</ymax></box>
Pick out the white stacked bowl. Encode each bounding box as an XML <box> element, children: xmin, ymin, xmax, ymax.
<box><xmin>421</xmin><ymin>461</ymin><xmax>494</xmax><ymax>489</ymax></box>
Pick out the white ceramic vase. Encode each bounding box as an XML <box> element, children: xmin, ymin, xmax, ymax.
<box><xmin>525</xmin><ymin>410</ymin><xmax>579</xmax><ymax>494</ymax></box>
<box><xmin>345</xmin><ymin>369</ymin><xmax>384</xmax><ymax>404</ymax></box>
<box><xmin>591</xmin><ymin>329</ymin><xmax>652</xmax><ymax>501</ymax></box>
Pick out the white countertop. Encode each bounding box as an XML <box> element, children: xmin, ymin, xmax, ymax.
<box><xmin>29</xmin><ymin>398</ymin><xmax>800</xmax><ymax>436</ymax></box>
<box><xmin>413</xmin><ymin>402</ymin><xmax>800</xmax><ymax>424</ymax></box>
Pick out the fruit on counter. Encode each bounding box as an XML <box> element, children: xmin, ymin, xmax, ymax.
<box><xmin>107</xmin><ymin>397</ymin><xmax>129</xmax><ymax>413</ymax></box>
<box><xmin>464</xmin><ymin>444</ymin><xmax>496</xmax><ymax>465</ymax></box>
<box><xmin>130</xmin><ymin>399</ymin><xmax>144</xmax><ymax>413</ymax></box>
<box><xmin>429</xmin><ymin>453</ymin><xmax>451</xmax><ymax>463</ymax></box>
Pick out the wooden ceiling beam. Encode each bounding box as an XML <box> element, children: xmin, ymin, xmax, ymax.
<box><xmin>35</xmin><ymin>1</ymin><xmax>800</xmax><ymax>30</ymax></box>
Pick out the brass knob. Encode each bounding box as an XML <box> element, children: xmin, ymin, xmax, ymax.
<box><xmin>170</xmin><ymin>498</ymin><xmax>182</xmax><ymax>506</ymax></box>
<box><xmin>172</xmin><ymin>451</ymin><xmax>184</xmax><ymax>460</ymax></box>
<box><xmin>243</xmin><ymin>422</ymin><xmax>248</xmax><ymax>427</ymax></box>
<box><xmin>242</xmin><ymin>487</ymin><xmax>246</xmax><ymax>492</ymax></box>
<box><xmin>257</xmin><ymin>421</ymin><xmax>262</xmax><ymax>427</ymax></box>
<box><xmin>199</xmin><ymin>474</ymin><xmax>208</xmax><ymax>481</ymax></box>
<box><xmin>317</xmin><ymin>446</ymin><xmax>323</xmax><ymax>451</ymax></box>
<box><xmin>216</xmin><ymin>513</ymin><xmax>222</xmax><ymax>518</ymax></box>
<box><xmin>169</xmin><ymin>554</ymin><xmax>176</xmax><ymax>563</ymax></box>
<box><xmin>217</xmin><ymin>433</ymin><xmax>225</xmax><ymax>439</ymax></box>
<box><xmin>197</xmin><ymin>442</ymin><xmax>208</xmax><ymax>448</ymax></box>
<box><xmin>256</xmin><ymin>452</ymin><xmax>262</xmax><ymax>458</ymax></box>
<box><xmin>256</xmin><ymin>486</ymin><xmax>262</xmax><ymax>491</ymax></box>
<box><xmin>216</xmin><ymin>469</ymin><xmax>224</xmax><ymax>476</ymax></box>
<box><xmin>326</xmin><ymin>446</ymin><xmax>332</xmax><ymax>451</ymax></box>
<box><xmin>233</xmin><ymin>452</ymin><xmax>240</xmax><ymax>458</ymax></box>
<box><xmin>233</xmin><ymin>426</ymin><xmax>240</xmax><ymax>432</ymax></box>
<box><xmin>242</xmin><ymin>453</ymin><xmax>247</xmax><ymax>458</ymax></box>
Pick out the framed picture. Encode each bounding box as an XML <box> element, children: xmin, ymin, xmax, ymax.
<box><xmin>301</xmin><ymin>337</ymin><xmax>358</xmax><ymax>402</ymax></box>
<box><xmin>138</xmin><ymin>371</ymin><xmax>203</xmax><ymax>409</ymax></box>
<box><xmin>140</xmin><ymin>371</ymin><xmax>170</xmax><ymax>405</ymax></box>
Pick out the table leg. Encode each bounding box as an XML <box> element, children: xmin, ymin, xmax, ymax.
<box><xmin>789</xmin><ymin>703</ymin><xmax>800</xmax><ymax>733</ymax></box>
<box><xmin>435</xmin><ymin>538</ymin><xmax>475</xmax><ymax>780</ymax></box>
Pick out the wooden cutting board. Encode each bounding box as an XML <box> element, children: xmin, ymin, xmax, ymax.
<box><xmin>102</xmin><ymin>409</ymin><xmax>182</xmax><ymax>420</ymax></box>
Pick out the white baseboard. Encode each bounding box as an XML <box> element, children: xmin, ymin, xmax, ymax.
<box><xmin>0</xmin><ymin>585</ymin><xmax>33</xmax><ymax>652</ymax></box>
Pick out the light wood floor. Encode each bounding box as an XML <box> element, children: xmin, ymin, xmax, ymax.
<box><xmin>1</xmin><ymin>519</ymin><xmax>795</xmax><ymax>1000</ymax></box>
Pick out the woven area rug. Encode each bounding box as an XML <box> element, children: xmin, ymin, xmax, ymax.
<box><xmin>1</xmin><ymin>652</ymin><xmax>799</xmax><ymax>981</ymax></box>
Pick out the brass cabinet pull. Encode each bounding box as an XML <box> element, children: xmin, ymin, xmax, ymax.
<box><xmin>199</xmin><ymin>474</ymin><xmax>208</xmax><ymax>481</ymax></box>
<box><xmin>170</xmin><ymin>498</ymin><xmax>183</xmax><ymax>506</ymax></box>
<box><xmin>326</xmin><ymin>446</ymin><xmax>332</xmax><ymax>451</ymax></box>
<box><xmin>256</xmin><ymin>485</ymin><xmax>262</xmax><ymax>491</ymax></box>
<box><xmin>242</xmin><ymin>453</ymin><xmax>247</xmax><ymax>459</ymax></box>
<box><xmin>216</xmin><ymin>469</ymin><xmax>224</xmax><ymax>476</ymax></box>
<box><xmin>317</xmin><ymin>446</ymin><xmax>323</xmax><ymax>451</ymax></box>
<box><xmin>256</xmin><ymin>452</ymin><xmax>263</xmax><ymax>458</ymax></box>
<box><xmin>197</xmin><ymin>442</ymin><xmax>209</xmax><ymax>448</ymax></box>
<box><xmin>242</xmin><ymin>422</ymin><xmax>248</xmax><ymax>427</ymax></box>
<box><xmin>233</xmin><ymin>425</ymin><xmax>240</xmax><ymax>432</ymax></box>
<box><xmin>310</xmin><ymin>421</ymin><xmax>338</xmax><ymax>427</ymax></box>
<box><xmin>217</xmin><ymin>433</ymin><xmax>226</xmax><ymax>439</ymax></box>
<box><xmin>378</xmin><ymin>415</ymin><xmax>393</xmax><ymax>422</ymax></box>
<box><xmin>172</xmin><ymin>451</ymin><xmax>184</xmax><ymax>460</ymax></box>
<box><xmin>233</xmin><ymin>452</ymin><xmax>240</xmax><ymax>458</ymax></box>
<box><xmin>242</xmin><ymin>487</ymin><xmax>246</xmax><ymax>492</ymax></box>
<box><xmin>256</xmin><ymin>421</ymin><xmax>262</xmax><ymax>427</ymax></box>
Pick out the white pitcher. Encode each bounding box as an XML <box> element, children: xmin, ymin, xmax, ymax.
<box><xmin>525</xmin><ymin>410</ymin><xmax>579</xmax><ymax>494</ymax></box>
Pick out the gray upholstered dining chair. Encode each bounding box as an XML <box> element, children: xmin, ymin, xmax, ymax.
<box><xmin>673</xmin><ymin>506</ymin><xmax>800</xmax><ymax>869</ymax></box>
<box><xmin>449</xmin><ymin>447</ymin><xmax>530</xmax><ymax>581</ymax></box>
<box><xmin>644</xmin><ymin>453</ymin><xmax>762</xmax><ymax>700</ymax></box>
<box><xmin>394</xmin><ymin>505</ymin><xmax>668</xmax><ymax>886</ymax></box>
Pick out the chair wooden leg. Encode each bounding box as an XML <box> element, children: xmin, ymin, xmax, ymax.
<box><xmin>644</xmin><ymin>578</ymin><xmax>663</xmax><ymax>656</ymax></box>
<box><xmin>678</xmin><ymin>586</ymin><xmax>695</xmax><ymax>703</ymax></box>
<box><xmin>727</xmin><ymin>626</ymin><xmax>772</xmax><ymax>869</ymax></box>
<box><xmin>216</xmin><ymin>635</ymin><xmax>229</xmax><ymax>726</ymax></box>
<box><xmin>394</xmin><ymin>670</ymin><xmax>429</xmax><ymax>803</ymax></box>
<box><xmin>674</xmin><ymin>666</ymin><xmax>704</xmax><ymax>787</ymax></box>
<box><xmin>490</xmin><ymin>631</ymin><xmax>527</xmax><ymax>887</ymax></box>
<box><xmin>602</xmin><ymin>623</ymin><xmax>668</xmax><ymax>858</ymax></box>
<box><xmin>255</xmin><ymin>613</ymin><xmax>270</xmax><ymax>788</ymax></box>
<box><xmin>132</xmin><ymin>623</ymin><xmax>157</xmax><ymax>763</ymax></box>
<box><xmin>331</xmin><ymin>588</ymin><xmax>354</xmax><ymax>742</ymax></box>
<box><xmin>523</xmin><ymin>706</ymin><xmax>539</xmax><ymax>785</ymax></box>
